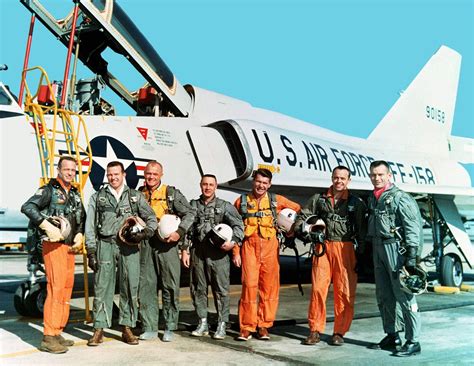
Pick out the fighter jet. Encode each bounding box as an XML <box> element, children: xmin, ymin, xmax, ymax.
<box><xmin>0</xmin><ymin>0</ymin><xmax>472</xmax><ymax>316</ymax></box>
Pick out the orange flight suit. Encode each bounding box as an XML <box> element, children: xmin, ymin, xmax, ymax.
<box><xmin>42</xmin><ymin>241</ymin><xmax>76</xmax><ymax>336</ymax></box>
<box><xmin>306</xmin><ymin>188</ymin><xmax>366</xmax><ymax>336</ymax></box>
<box><xmin>309</xmin><ymin>240</ymin><xmax>357</xmax><ymax>335</ymax></box>
<box><xmin>234</xmin><ymin>193</ymin><xmax>300</xmax><ymax>332</ymax></box>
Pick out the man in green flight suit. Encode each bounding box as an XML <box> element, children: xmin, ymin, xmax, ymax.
<box><xmin>85</xmin><ymin>161</ymin><xmax>158</xmax><ymax>346</ymax></box>
<box><xmin>181</xmin><ymin>174</ymin><xmax>244</xmax><ymax>340</ymax></box>
<box><xmin>367</xmin><ymin>160</ymin><xmax>422</xmax><ymax>357</ymax></box>
<box><xmin>137</xmin><ymin>161</ymin><xmax>196</xmax><ymax>342</ymax></box>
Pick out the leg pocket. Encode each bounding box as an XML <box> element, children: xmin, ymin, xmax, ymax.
<box><xmin>385</xmin><ymin>242</ymin><xmax>404</xmax><ymax>272</ymax></box>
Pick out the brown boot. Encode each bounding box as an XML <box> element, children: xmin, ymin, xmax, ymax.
<box><xmin>303</xmin><ymin>331</ymin><xmax>320</xmax><ymax>345</ymax></box>
<box><xmin>56</xmin><ymin>334</ymin><xmax>74</xmax><ymax>347</ymax></box>
<box><xmin>39</xmin><ymin>335</ymin><xmax>68</xmax><ymax>354</ymax></box>
<box><xmin>122</xmin><ymin>326</ymin><xmax>139</xmax><ymax>345</ymax></box>
<box><xmin>87</xmin><ymin>328</ymin><xmax>104</xmax><ymax>346</ymax></box>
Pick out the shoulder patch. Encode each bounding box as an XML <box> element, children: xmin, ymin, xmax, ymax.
<box><xmin>34</xmin><ymin>188</ymin><xmax>44</xmax><ymax>196</ymax></box>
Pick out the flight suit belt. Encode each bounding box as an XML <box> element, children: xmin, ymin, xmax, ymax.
<box><xmin>98</xmin><ymin>235</ymin><xmax>116</xmax><ymax>243</ymax></box>
<box><xmin>44</xmin><ymin>239</ymin><xmax>68</xmax><ymax>245</ymax></box>
<box><xmin>377</xmin><ymin>237</ymin><xmax>398</xmax><ymax>244</ymax></box>
<box><xmin>325</xmin><ymin>236</ymin><xmax>353</xmax><ymax>242</ymax></box>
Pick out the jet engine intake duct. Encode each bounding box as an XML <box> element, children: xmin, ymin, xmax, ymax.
<box><xmin>186</xmin><ymin>120</ymin><xmax>253</xmax><ymax>185</ymax></box>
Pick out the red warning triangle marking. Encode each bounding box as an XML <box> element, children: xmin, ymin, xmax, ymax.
<box><xmin>137</xmin><ymin>127</ymin><xmax>148</xmax><ymax>140</ymax></box>
<box><xmin>30</xmin><ymin>122</ymin><xmax>44</xmax><ymax>135</ymax></box>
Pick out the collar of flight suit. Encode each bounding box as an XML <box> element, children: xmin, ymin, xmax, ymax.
<box><xmin>55</xmin><ymin>176</ymin><xmax>71</xmax><ymax>193</ymax></box>
<box><xmin>326</xmin><ymin>186</ymin><xmax>349</xmax><ymax>207</ymax></box>
<box><xmin>199</xmin><ymin>194</ymin><xmax>216</xmax><ymax>206</ymax></box>
<box><xmin>373</xmin><ymin>183</ymin><xmax>393</xmax><ymax>201</ymax></box>
<box><xmin>108</xmin><ymin>184</ymin><xmax>126</xmax><ymax>202</ymax></box>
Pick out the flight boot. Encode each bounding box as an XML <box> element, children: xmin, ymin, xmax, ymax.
<box><xmin>122</xmin><ymin>326</ymin><xmax>139</xmax><ymax>345</ymax></box>
<box><xmin>87</xmin><ymin>328</ymin><xmax>104</xmax><ymax>346</ymax></box>
<box><xmin>39</xmin><ymin>335</ymin><xmax>68</xmax><ymax>354</ymax></box>
<box><xmin>370</xmin><ymin>333</ymin><xmax>402</xmax><ymax>351</ymax></box>
<box><xmin>162</xmin><ymin>330</ymin><xmax>174</xmax><ymax>342</ymax></box>
<box><xmin>394</xmin><ymin>341</ymin><xmax>421</xmax><ymax>357</ymax></box>
<box><xmin>213</xmin><ymin>322</ymin><xmax>226</xmax><ymax>340</ymax></box>
<box><xmin>191</xmin><ymin>318</ymin><xmax>209</xmax><ymax>337</ymax></box>
<box><xmin>56</xmin><ymin>334</ymin><xmax>74</xmax><ymax>346</ymax></box>
<box><xmin>303</xmin><ymin>331</ymin><xmax>320</xmax><ymax>345</ymax></box>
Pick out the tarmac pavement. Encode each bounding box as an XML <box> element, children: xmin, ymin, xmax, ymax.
<box><xmin>1</xmin><ymin>250</ymin><xmax>474</xmax><ymax>365</ymax></box>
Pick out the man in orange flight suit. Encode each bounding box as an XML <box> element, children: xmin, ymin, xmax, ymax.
<box><xmin>295</xmin><ymin>165</ymin><xmax>367</xmax><ymax>346</ymax></box>
<box><xmin>21</xmin><ymin>156</ymin><xmax>86</xmax><ymax>354</ymax></box>
<box><xmin>233</xmin><ymin>168</ymin><xmax>301</xmax><ymax>341</ymax></box>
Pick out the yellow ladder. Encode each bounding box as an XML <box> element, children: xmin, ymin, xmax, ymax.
<box><xmin>22</xmin><ymin>66</ymin><xmax>94</xmax><ymax>322</ymax></box>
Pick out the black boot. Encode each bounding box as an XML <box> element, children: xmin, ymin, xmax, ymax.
<box><xmin>370</xmin><ymin>333</ymin><xmax>402</xmax><ymax>350</ymax></box>
<box><xmin>394</xmin><ymin>341</ymin><xmax>421</xmax><ymax>357</ymax></box>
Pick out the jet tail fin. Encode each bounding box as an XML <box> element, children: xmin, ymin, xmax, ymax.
<box><xmin>368</xmin><ymin>46</ymin><xmax>461</xmax><ymax>156</ymax></box>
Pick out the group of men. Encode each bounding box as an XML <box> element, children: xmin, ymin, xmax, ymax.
<box><xmin>21</xmin><ymin>157</ymin><xmax>423</xmax><ymax>358</ymax></box>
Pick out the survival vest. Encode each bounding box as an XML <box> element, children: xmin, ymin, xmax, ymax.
<box><xmin>239</xmin><ymin>192</ymin><xmax>278</xmax><ymax>239</ymax></box>
<box><xmin>95</xmin><ymin>185</ymin><xmax>141</xmax><ymax>238</ymax></box>
<box><xmin>314</xmin><ymin>193</ymin><xmax>358</xmax><ymax>241</ymax></box>
<box><xmin>190</xmin><ymin>197</ymin><xmax>226</xmax><ymax>242</ymax></box>
<box><xmin>367</xmin><ymin>186</ymin><xmax>404</xmax><ymax>241</ymax></box>
<box><xmin>139</xmin><ymin>184</ymin><xmax>175</xmax><ymax>219</ymax></box>
<box><xmin>27</xmin><ymin>179</ymin><xmax>83</xmax><ymax>248</ymax></box>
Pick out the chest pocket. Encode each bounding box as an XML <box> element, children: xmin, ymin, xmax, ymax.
<box><xmin>368</xmin><ymin>193</ymin><xmax>400</xmax><ymax>239</ymax></box>
<box><xmin>194</xmin><ymin>200</ymin><xmax>225</xmax><ymax>242</ymax></box>
<box><xmin>96</xmin><ymin>190</ymin><xmax>135</xmax><ymax>237</ymax></box>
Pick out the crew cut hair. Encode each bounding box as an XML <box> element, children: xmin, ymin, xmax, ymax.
<box><xmin>369</xmin><ymin>160</ymin><xmax>391</xmax><ymax>172</ymax></box>
<box><xmin>58</xmin><ymin>156</ymin><xmax>77</xmax><ymax>168</ymax></box>
<box><xmin>107</xmin><ymin>161</ymin><xmax>125</xmax><ymax>172</ymax></box>
<box><xmin>253</xmin><ymin>168</ymin><xmax>272</xmax><ymax>181</ymax></box>
<box><xmin>201</xmin><ymin>174</ymin><xmax>217</xmax><ymax>182</ymax></box>
<box><xmin>332</xmin><ymin>165</ymin><xmax>351</xmax><ymax>178</ymax></box>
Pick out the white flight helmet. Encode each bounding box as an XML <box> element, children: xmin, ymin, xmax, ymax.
<box><xmin>302</xmin><ymin>215</ymin><xmax>326</xmax><ymax>234</ymax></box>
<box><xmin>157</xmin><ymin>214</ymin><xmax>181</xmax><ymax>241</ymax></box>
<box><xmin>49</xmin><ymin>216</ymin><xmax>71</xmax><ymax>239</ymax></box>
<box><xmin>208</xmin><ymin>223</ymin><xmax>233</xmax><ymax>247</ymax></box>
<box><xmin>277</xmin><ymin>208</ymin><xmax>298</xmax><ymax>232</ymax></box>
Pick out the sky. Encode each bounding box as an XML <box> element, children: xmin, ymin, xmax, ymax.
<box><xmin>0</xmin><ymin>0</ymin><xmax>473</xmax><ymax>179</ymax></box>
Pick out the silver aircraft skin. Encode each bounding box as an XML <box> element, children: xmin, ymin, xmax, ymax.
<box><xmin>0</xmin><ymin>0</ymin><xmax>473</xmax><ymax>281</ymax></box>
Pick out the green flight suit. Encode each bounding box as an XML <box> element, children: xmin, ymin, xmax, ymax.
<box><xmin>138</xmin><ymin>185</ymin><xmax>196</xmax><ymax>332</ymax></box>
<box><xmin>85</xmin><ymin>185</ymin><xmax>157</xmax><ymax>329</ymax></box>
<box><xmin>188</xmin><ymin>195</ymin><xmax>244</xmax><ymax>323</ymax></box>
<box><xmin>367</xmin><ymin>185</ymin><xmax>422</xmax><ymax>342</ymax></box>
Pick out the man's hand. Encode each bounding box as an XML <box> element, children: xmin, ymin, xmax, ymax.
<box><xmin>405</xmin><ymin>246</ymin><xmax>418</xmax><ymax>268</ymax></box>
<box><xmin>165</xmin><ymin>231</ymin><xmax>180</xmax><ymax>243</ymax></box>
<box><xmin>220</xmin><ymin>241</ymin><xmax>235</xmax><ymax>252</ymax></box>
<box><xmin>69</xmin><ymin>233</ymin><xmax>84</xmax><ymax>254</ymax></box>
<box><xmin>232</xmin><ymin>254</ymin><xmax>242</xmax><ymax>268</ymax></box>
<box><xmin>181</xmin><ymin>250</ymin><xmax>190</xmax><ymax>268</ymax></box>
<box><xmin>39</xmin><ymin>219</ymin><xmax>64</xmax><ymax>242</ymax></box>
<box><xmin>127</xmin><ymin>231</ymin><xmax>147</xmax><ymax>243</ymax></box>
<box><xmin>87</xmin><ymin>252</ymin><xmax>99</xmax><ymax>273</ymax></box>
